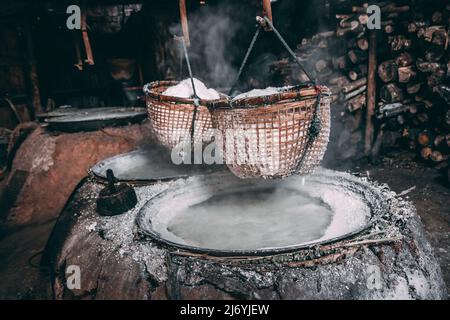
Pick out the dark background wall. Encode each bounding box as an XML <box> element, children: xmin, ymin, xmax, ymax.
<box><xmin>0</xmin><ymin>0</ymin><xmax>327</xmax><ymax>129</ymax></box>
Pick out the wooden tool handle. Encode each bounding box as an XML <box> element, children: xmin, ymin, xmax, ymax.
<box><xmin>106</xmin><ymin>169</ymin><xmax>117</xmax><ymax>193</ymax></box>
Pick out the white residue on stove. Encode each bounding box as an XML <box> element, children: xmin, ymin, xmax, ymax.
<box><xmin>304</xmin><ymin>182</ymin><xmax>370</xmax><ymax>242</ymax></box>
<box><xmin>86</xmin><ymin>222</ymin><xmax>97</xmax><ymax>232</ymax></box>
<box><xmin>82</xmin><ymin>180</ymin><xmax>181</xmax><ymax>283</ymax></box>
<box><xmin>31</xmin><ymin>136</ymin><xmax>56</xmax><ymax>172</ymax></box>
<box><xmin>163</xmin><ymin>78</ymin><xmax>221</xmax><ymax>100</ymax></box>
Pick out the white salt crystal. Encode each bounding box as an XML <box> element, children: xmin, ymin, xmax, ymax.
<box><xmin>163</xmin><ymin>78</ymin><xmax>221</xmax><ymax>100</ymax></box>
<box><xmin>233</xmin><ymin>87</ymin><xmax>279</xmax><ymax>100</ymax></box>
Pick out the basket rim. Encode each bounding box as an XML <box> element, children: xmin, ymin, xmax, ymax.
<box><xmin>143</xmin><ymin>80</ymin><xmax>228</xmax><ymax>105</ymax></box>
<box><xmin>210</xmin><ymin>84</ymin><xmax>331</xmax><ymax>110</ymax></box>
<box><xmin>143</xmin><ymin>81</ymin><xmax>331</xmax><ymax>110</ymax></box>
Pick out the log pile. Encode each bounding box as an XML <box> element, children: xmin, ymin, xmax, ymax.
<box><xmin>374</xmin><ymin>2</ymin><xmax>449</xmax><ymax>170</ymax></box>
<box><xmin>270</xmin><ymin>0</ymin><xmax>450</xmax><ymax>180</ymax></box>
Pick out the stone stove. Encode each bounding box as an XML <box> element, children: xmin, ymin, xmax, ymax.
<box><xmin>42</xmin><ymin>166</ymin><xmax>446</xmax><ymax>300</ymax></box>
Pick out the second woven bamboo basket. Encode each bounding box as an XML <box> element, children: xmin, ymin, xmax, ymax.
<box><xmin>209</xmin><ymin>85</ymin><xmax>331</xmax><ymax>179</ymax></box>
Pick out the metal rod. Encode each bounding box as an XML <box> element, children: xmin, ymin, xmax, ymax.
<box><xmin>263</xmin><ymin>16</ymin><xmax>315</xmax><ymax>84</ymax></box>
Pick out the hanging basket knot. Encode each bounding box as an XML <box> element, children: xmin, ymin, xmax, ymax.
<box><xmin>309</xmin><ymin>115</ymin><xmax>322</xmax><ymax>138</ymax></box>
<box><xmin>309</xmin><ymin>93</ymin><xmax>324</xmax><ymax>138</ymax></box>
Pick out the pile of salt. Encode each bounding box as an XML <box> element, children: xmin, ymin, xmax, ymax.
<box><xmin>163</xmin><ymin>78</ymin><xmax>221</xmax><ymax>100</ymax></box>
<box><xmin>232</xmin><ymin>86</ymin><xmax>294</xmax><ymax>101</ymax></box>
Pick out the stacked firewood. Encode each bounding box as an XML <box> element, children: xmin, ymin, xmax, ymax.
<box><xmin>374</xmin><ymin>2</ymin><xmax>450</xmax><ymax>168</ymax></box>
<box><xmin>270</xmin><ymin>0</ymin><xmax>450</xmax><ymax>180</ymax></box>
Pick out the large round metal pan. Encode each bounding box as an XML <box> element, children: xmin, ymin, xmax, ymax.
<box><xmin>37</xmin><ymin>107</ymin><xmax>126</xmax><ymax>121</ymax></box>
<box><xmin>90</xmin><ymin>148</ymin><xmax>222</xmax><ymax>183</ymax></box>
<box><xmin>44</xmin><ymin>107</ymin><xmax>147</xmax><ymax>132</ymax></box>
<box><xmin>136</xmin><ymin>170</ymin><xmax>386</xmax><ymax>257</ymax></box>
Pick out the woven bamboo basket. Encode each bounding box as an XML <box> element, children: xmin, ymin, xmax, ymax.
<box><xmin>144</xmin><ymin>80</ymin><xmax>226</xmax><ymax>149</ymax></box>
<box><xmin>209</xmin><ymin>85</ymin><xmax>331</xmax><ymax>179</ymax></box>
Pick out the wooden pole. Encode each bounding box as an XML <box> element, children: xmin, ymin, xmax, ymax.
<box><xmin>81</xmin><ymin>1</ymin><xmax>94</xmax><ymax>65</ymax></box>
<box><xmin>179</xmin><ymin>0</ymin><xmax>190</xmax><ymax>46</ymax></box>
<box><xmin>73</xmin><ymin>34</ymin><xmax>83</xmax><ymax>71</ymax></box>
<box><xmin>262</xmin><ymin>0</ymin><xmax>273</xmax><ymax>22</ymax></box>
<box><xmin>365</xmin><ymin>30</ymin><xmax>377</xmax><ymax>156</ymax></box>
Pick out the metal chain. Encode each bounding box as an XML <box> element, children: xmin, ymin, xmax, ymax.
<box><xmin>228</xmin><ymin>25</ymin><xmax>262</xmax><ymax>96</ymax></box>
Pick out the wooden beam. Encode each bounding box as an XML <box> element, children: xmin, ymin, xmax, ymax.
<box><xmin>73</xmin><ymin>33</ymin><xmax>83</xmax><ymax>71</ymax></box>
<box><xmin>81</xmin><ymin>1</ymin><xmax>94</xmax><ymax>65</ymax></box>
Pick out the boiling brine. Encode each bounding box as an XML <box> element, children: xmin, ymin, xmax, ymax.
<box><xmin>166</xmin><ymin>187</ymin><xmax>333</xmax><ymax>250</ymax></box>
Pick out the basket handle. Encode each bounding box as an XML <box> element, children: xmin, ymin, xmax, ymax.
<box><xmin>227</xmin><ymin>0</ymin><xmax>272</xmax><ymax>96</ymax></box>
<box><xmin>228</xmin><ymin>25</ymin><xmax>262</xmax><ymax>96</ymax></box>
<box><xmin>261</xmin><ymin>16</ymin><xmax>315</xmax><ymax>85</ymax></box>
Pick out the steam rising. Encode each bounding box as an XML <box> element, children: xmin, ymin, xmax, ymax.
<box><xmin>171</xmin><ymin>3</ymin><xmax>243</xmax><ymax>89</ymax></box>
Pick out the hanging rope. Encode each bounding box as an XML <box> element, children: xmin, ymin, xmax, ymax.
<box><xmin>180</xmin><ymin>38</ymin><xmax>200</xmax><ymax>143</ymax></box>
<box><xmin>229</xmin><ymin>16</ymin><xmax>316</xmax><ymax>97</ymax></box>
<box><xmin>262</xmin><ymin>16</ymin><xmax>315</xmax><ymax>85</ymax></box>
<box><xmin>228</xmin><ymin>25</ymin><xmax>262</xmax><ymax>96</ymax></box>
<box><xmin>179</xmin><ymin>41</ymin><xmax>184</xmax><ymax>80</ymax></box>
